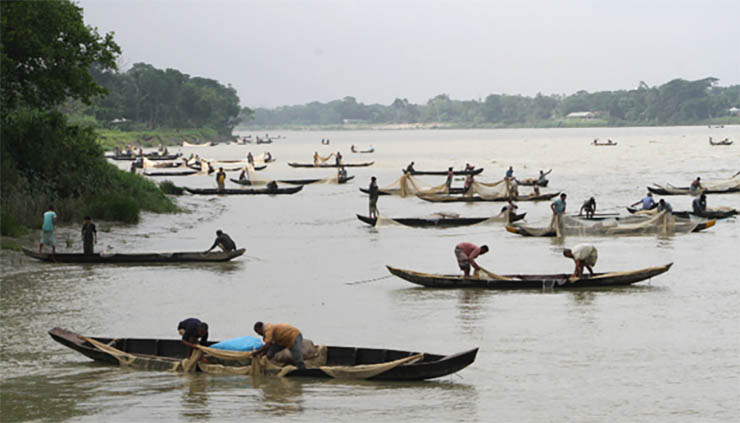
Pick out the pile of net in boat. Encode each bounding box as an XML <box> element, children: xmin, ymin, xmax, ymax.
<box><xmin>513</xmin><ymin>210</ymin><xmax>702</xmax><ymax>236</ymax></box>
<box><xmin>313</xmin><ymin>152</ymin><xmax>335</xmax><ymax>165</ymax></box>
<box><xmin>83</xmin><ymin>336</ymin><xmax>422</xmax><ymax>379</ymax></box>
<box><xmin>657</xmin><ymin>174</ymin><xmax>740</xmax><ymax>195</ymax></box>
<box><xmin>377</xmin><ymin>174</ymin><xmax>449</xmax><ymax>197</ymax></box>
<box><xmin>633</xmin><ymin>206</ymin><xmax>735</xmax><ymax>216</ymax></box>
<box><xmin>373</xmin><ymin>210</ymin><xmax>512</xmax><ymax>227</ymax></box>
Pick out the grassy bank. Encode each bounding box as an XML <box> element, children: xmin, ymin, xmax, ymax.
<box><xmin>95</xmin><ymin>127</ymin><xmax>231</xmax><ymax>150</ymax></box>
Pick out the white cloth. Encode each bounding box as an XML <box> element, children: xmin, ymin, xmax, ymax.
<box><xmin>572</xmin><ymin>244</ymin><xmax>598</xmax><ymax>266</ymax></box>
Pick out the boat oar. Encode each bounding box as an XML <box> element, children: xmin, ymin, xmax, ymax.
<box><xmin>475</xmin><ymin>266</ymin><xmax>513</xmax><ymax>281</ymax></box>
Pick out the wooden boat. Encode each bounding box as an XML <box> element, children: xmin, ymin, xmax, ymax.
<box><xmin>592</xmin><ymin>141</ymin><xmax>617</xmax><ymax>146</ymax></box>
<box><xmin>709</xmin><ymin>139</ymin><xmax>733</xmax><ymax>146</ymax></box>
<box><xmin>22</xmin><ymin>247</ymin><xmax>245</xmax><ymax>263</ymax></box>
<box><xmin>516</xmin><ymin>179</ymin><xmax>548</xmax><ymax>187</ymax></box>
<box><xmin>143</xmin><ymin>170</ymin><xmax>198</xmax><ymax>177</ymax></box>
<box><xmin>48</xmin><ymin>327</ymin><xmax>478</xmax><ymax>381</ymax></box>
<box><xmin>352</xmin><ymin>148</ymin><xmax>374</xmax><ymax>153</ymax></box>
<box><xmin>356</xmin><ymin>213</ymin><xmax>526</xmax><ymax>227</ymax></box>
<box><xmin>182</xmin><ymin>141</ymin><xmax>212</xmax><ymax>147</ymax></box>
<box><xmin>231</xmin><ymin>176</ymin><xmax>354</xmax><ymax>186</ymax></box>
<box><xmin>626</xmin><ymin>206</ymin><xmax>737</xmax><ymax>219</ymax></box>
<box><xmin>256</xmin><ymin>139</ymin><xmax>273</xmax><ymax>144</ymax></box>
<box><xmin>107</xmin><ymin>153</ymin><xmax>182</xmax><ymax>161</ymax></box>
<box><xmin>359</xmin><ymin>187</ymin><xmax>466</xmax><ymax>196</ymax></box>
<box><xmin>405</xmin><ymin>168</ymin><xmax>483</xmax><ymax>176</ymax></box>
<box><xmin>288</xmin><ymin>162</ymin><xmax>374</xmax><ymax>168</ymax></box>
<box><xmin>418</xmin><ymin>192</ymin><xmax>560</xmax><ymax>203</ymax></box>
<box><xmin>184</xmin><ymin>186</ymin><xmax>303</xmax><ymax>195</ymax></box>
<box><xmin>188</xmin><ymin>164</ymin><xmax>266</xmax><ymax>172</ymax></box>
<box><xmin>505</xmin><ymin>219</ymin><xmax>716</xmax><ymax>237</ymax></box>
<box><xmin>386</xmin><ymin>263</ymin><xmax>673</xmax><ymax>290</ymax></box>
<box><xmin>647</xmin><ymin>185</ymin><xmax>740</xmax><ymax>195</ymax></box>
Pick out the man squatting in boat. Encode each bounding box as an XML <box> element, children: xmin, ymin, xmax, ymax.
<box><xmin>454</xmin><ymin>242</ymin><xmax>489</xmax><ymax>279</ymax></box>
<box><xmin>563</xmin><ymin>244</ymin><xmax>598</xmax><ymax>278</ymax></box>
<box><xmin>178</xmin><ymin>318</ymin><xmax>209</xmax><ymax>354</ymax></box>
<box><xmin>205</xmin><ymin>230</ymin><xmax>236</xmax><ymax>253</ymax></box>
<box><xmin>253</xmin><ymin>322</ymin><xmax>306</xmax><ymax>369</ymax></box>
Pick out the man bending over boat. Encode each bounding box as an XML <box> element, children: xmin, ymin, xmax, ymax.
<box><xmin>406</xmin><ymin>161</ymin><xmax>415</xmax><ymax>173</ymax></box>
<box><xmin>253</xmin><ymin>322</ymin><xmax>306</xmax><ymax>370</ymax></box>
<box><xmin>454</xmin><ymin>242</ymin><xmax>489</xmax><ymax>279</ymax></box>
<box><xmin>690</xmin><ymin>177</ymin><xmax>703</xmax><ymax>193</ymax></box>
<box><xmin>205</xmin><ymin>230</ymin><xmax>236</xmax><ymax>253</ymax></box>
<box><xmin>692</xmin><ymin>194</ymin><xmax>707</xmax><ymax>214</ymax></box>
<box><xmin>563</xmin><ymin>244</ymin><xmax>597</xmax><ymax>279</ymax></box>
<box><xmin>178</xmin><ymin>318</ymin><xmax>209</xmax><ymax>350</ymax></box>
<box><xmin>579</xmin><ymin>197</ymin><xmax>597</xmax><ymax>219</ymax></box>
<box><xmin>631</xmin><ymin>192</ymin><xmax>656</xmax><ymax>210</ymax></box>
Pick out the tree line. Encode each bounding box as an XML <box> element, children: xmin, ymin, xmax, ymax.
<box><xmin>245</xmin><ymin>78</ymin><xmax>740</xmax><ymax>127</ymax></box>
<box><xmin>78</xmin><ymin>63</ymin><xmax>246</xmax><ymax>136</ymax></box>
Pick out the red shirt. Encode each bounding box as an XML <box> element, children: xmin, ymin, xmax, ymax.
<box><xmin>456</xmin><ymin>242</ymin><xmax>483</xmax><ymax>269</ymax></box>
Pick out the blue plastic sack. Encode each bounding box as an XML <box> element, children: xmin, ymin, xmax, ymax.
<box><xmin>210</xmin><ymin>336</ymin><xmax>263</xmax><ymax>351</ymax></box>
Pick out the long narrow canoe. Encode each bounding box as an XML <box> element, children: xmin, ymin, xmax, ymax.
<box><xmin>231</xmin><ymin>176</ymin><xmax>354</xmax><ymax>186</ymax></box>
<box><xmin>405</xmin><ymin>168</ymin><xmax>483</xmax><ymax>176</ymax></box>
<box><xmin>106</xmin><ymin>154</ymin><xmax>182</xmax><ymax>161</ymax></box>
<box><xmin>144</xmin><ymin>170</ymin><xmax>198</xmax><ymax>177</ymax></box>
<box><xmin>505</xmin><ymin>220</ymin><xmax>716</xmax><ymax>237</ymax></box>
<box><xmin>188</xmin><ymin>164</ymin><xmax>266</xmax><ymax>172</ymax></box>
<box><xmin>593</xmin><ymin>142</ymin><xmax>618</xmax><ymax>146</ymax></box>
<box><xmin>709</xmin><ymin>140</ymin><xmax>733</xmax><ymax>145</ymax></box>
<box><xmin>359</xmin><ymin>187</ymin><xmax>466</xmax><ymax>196</ymax></box>
<box><xmin>49</xmin><ymin>327</ymin><xmax>478</xmax><ymax>381</ymax></box>
<box><xmin>184</xmin><ymin>186</ymin><xmax>303</xmax><ymax>195</ymax></box>
<box><xmin>418</xmin><ymin>192</ymin><xmax>560</xmax><ymax>203</ymax></box>
<box><xmin>516</xmin><ymin>179</ymin><xmax>549</xmax><ymax>187</ymax></box>
<box><xmin>356</xmin><ymin>213</ymin><xmax>526</xmax><ymax>227</ymax></box>
<box><xmin>288</xmin><ymin>162</ymin><xmax>374</xmax><ymax>168</ymax></box>
<box><xmin>647</xmin><ymin>185</ymin><xmax>740</xmax><ymax>195</ymax></box>
<box><xmin>387</xmin><ymin>263</ymin><xmax>673</xmax><ymax>290</ymax></box>
<box><xmin>22</xmin><ymin>247</ymin><xmax>245</xmax><ymax>263</ymax></box>
<box><xmin>626</xmin><ymin>206</ymin><xmax>737</xmax><ymax>219</ymax></box>
<box><xmin>182</xmin><ymin>141</ymin><xmax>212</xmax><ymax>147</ymax></box>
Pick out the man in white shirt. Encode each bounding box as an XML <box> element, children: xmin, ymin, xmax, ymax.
<box><xmin>563</xmin><ymin>244</ymin><xmax>598</xmax><ymax>278</ymax></box>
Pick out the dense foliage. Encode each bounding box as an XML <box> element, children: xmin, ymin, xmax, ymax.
<box><xmin>246</xmin><ymin>79</ymin><xmax>740</xmax><ymax>127</ymax></box>
<box><xmin>81</xmin><ymin>63</ymin><xmax>245</xmax><ymax>136</ymax></box>
<box><xmin>0</xmin><ymin>0</ymin><xmax>175</xmax><ymax>234</ymax></box>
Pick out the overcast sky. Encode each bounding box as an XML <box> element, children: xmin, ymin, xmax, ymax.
<box><xmin>78</xmin><ymin>0</ymin><xmax>740</xmax><ymax>108</ymax></box>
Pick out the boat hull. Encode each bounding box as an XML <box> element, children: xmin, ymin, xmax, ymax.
<box><xmin>184</xmin><ymin>186</ymin><xmax>303</xmax><ymax>195</ymax></box>
<box><xmin>647</xmin><ymin>185</ymin><xmax>740</xmax><ymax>195</ymax></box>
<box><xmin>356</xmin><ymin>213</ymin><xmax>525</xmax><ymax>227</ymax></box>
<box><xmin>288</xmin><ymin>162</ymin><xmax>374</xmax><ymax>168</ymax></box>
<box><xmin>48</xmin><ymin>328</ymin><xmax>477</xmax><ymax>381</ymax></box>
<box><xmin>405</xmin><ymin>168</ymin><xmax>483</xmax><ymax>176</ymax></box>
<box><xmin>418</xmin><ymin>192</ymin><xmax>560</xmax><ymax>203</ymax></box>
<box><xmin>387</xmin><ymin>263</ymin><xmax>673</xmax><ymax>289</ymax></box>
<box><xmin>22</xmin><ymin>248</ymin><xmax>245</xmax><ymax>263</ymax></box>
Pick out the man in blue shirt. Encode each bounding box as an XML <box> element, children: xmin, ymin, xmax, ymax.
<box><xmin>39</xmin><ymin>205</ymin><xmax>57</xmax><ymax>253</ymax></box>
<box><xmin>505</xmin><ymin>166</ymin><xmax>514</xmax><ymax>179</ymax></box>
<box><xmin>631</xmin><ymin>192</ymin><xmax>657</xmax><ymax>210</ymax></box>
<box><xmin>551</xmin><ymin>193</ymin><xmax>567</xmax><ymax>216</ymax></box>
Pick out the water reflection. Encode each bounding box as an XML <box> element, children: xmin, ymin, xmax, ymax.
<box><xmin>252</xmin><ymin>376</ymin><xmax>304</xmax><ymax>416</ymax></box>
<box><xmin>181</xmin><ymin>375</ymin><xmax>212</xmax><ymax>420</ymax></box>
<box><xmin>456</xmin><ymin>290</ymin><xmax>486</xmax><ymax>335</ymax></box>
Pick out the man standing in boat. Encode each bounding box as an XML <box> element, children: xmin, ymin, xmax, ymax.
<box><xmin>178</xmin><ymin>318</ymin><xmax>209</xmax><ymax>350</ymax></box>
<box><xmin>563</xmin><ymin>244</ymin><xmax>598</xmax><ymax>279</ymax></box>
<box><xmin>368</xmin><ymin>177</ymin><xmax>379</xmax><ymax>218</ymax></box>
<box><xmin>445</xmin><ymin>167</ymin><xmax>454</xmax><ymax>190</ymax></box>
<box><xmin>406</xmin><ymin>161</ymin><xmax>415</xmax><ymax>173</ymax></box>
<box><xmin>335</xmin><ymin>151</ymin><xmax>343</xmax><ymax>166</ymax></box>
<box><xmin>205</xmin><ymin>230</ymin><xmax>236</xmax><ymax>253</ymax></box>
<box><xmin>657</xmin><ymin>198</ymin><xmax>673</xmax><ymax>213</ymax></box>
<box><xmin>81</xmin><ymin>216</ymin><xmax>97</xmax><ymax>255</ymax></box>
<box><xmin>215</xmin><ymin>167</ymin><xmax>226</xmax><ymax>191</ymax></box>
<box><xmin>551</xmin><ymin>193</ymin><xmax>567</xmax><ymax>216</ymax></box>
<box><xmin>454</xmin><ymin>242</ymin><xmax>489</xmax><ymax>278</ymax></box>
<box><xmin>253</xmin><ymin>321</ymin><xmax>306</xmax><ymax>370</ymax></box>
<box><xmin>39</xmin><ymin>205</ymin><xmax>57</xmax><ymax>254</ymax></box>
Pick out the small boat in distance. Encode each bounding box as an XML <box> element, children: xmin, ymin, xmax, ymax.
<box><xmin>708</xmin><ymin>137</ymin><xmax>733</xmax><ymax>146</ymax></box>
<box><xmin>181</xmin><ymin>141</ymin><xmax>213</xmax><ymax>147</ymax></box>
<box><xmin>592</xmin><ymin>138</ymin><xmax>617</xmax><ymax>146</ymax></box>
<box><xmin>405</xmin><ymin>168</ymin><xmax>484</xmax><ymax>176</ymax></box>
<box><xmin>22</xmin><ymin>247</ymin><xmax>245</xmax><ymax>263</ymax></box>
<box><xmin>288</xmin><ymin>162</ymin><xmax>374</xmax><ymax>168</ymax></box>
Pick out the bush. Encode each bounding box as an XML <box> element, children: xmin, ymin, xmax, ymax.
<box><xmin>159</xmin><ymin>180</ymin><xmax>184</xmax><ymax>195</ymax></box>
<box><xmin>0</xmin><ymin>208</ymin><xmax>27</xmax><ymax>237</ymax></box>
<box><xmin>84</xmin><ymin>195</ymin><xmax>140</xmax><ymax>223</ymax></box>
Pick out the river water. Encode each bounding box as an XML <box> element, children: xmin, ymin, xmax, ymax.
<box><xmin>1</xmin><ymin>126</ymin><xmax>738</xmax><ymax>422</ymax></box>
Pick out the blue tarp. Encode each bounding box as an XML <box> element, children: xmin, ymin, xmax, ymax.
<box><xmin>209</xmin><ymin>336</ymin><xmax>263</xmax><ymax>351</ymax></box>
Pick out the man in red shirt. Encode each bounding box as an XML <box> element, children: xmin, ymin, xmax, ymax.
<box><xmin>454</xmin><ymin>242</ymin><xmax>489</xmax><ymax>278</ymax></box>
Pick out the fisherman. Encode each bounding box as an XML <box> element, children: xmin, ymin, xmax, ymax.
<box><xmin>532</xmin><ymin>184</ymin><xmax>541</xmax><ymax>196</ymax></box>
<box><xmin>247</xmin><ymin>152</ymin><xmax>254</xmax><ymax>165</ymax></box>
<box><xmin>563</xmin><ymin>244</ymin><xmax>598</xmax><ymax>278</ymax></box>
<box><xmin>253</xmin><ymin>321</ymin><xmax>306</xmax><ymax>369</ymax></box>
<box><xmin>445</xmin><ymin>167</ymin><xmax>454</xmax><ymax>189</ymax></box>
<box><xmin>368</xmin><ymin>176</ymin><xmax>379</xmax><ymax>218</ymax></box>
<box><xmin>266</xmin><ymin>180</ymin><xmax>279</xmax><ymax>192</ymax></box>
<box><xmin>337</xmin><ymin>166</ymin><xmax>348</xmax><ymax>181</ymax></box>
<box><xmin>454</xmin><ymin>242</ymin><xmax>489</xmax><ymax>278</ymax></box>
<box><xmin>551</xmin><ymin>193</ymin><xmax>567</xmax><ymax>217</ymax></box>
<box><xmin>313</xmin><ymin>152</ymin><xmax>321</xmax><ymax>165</ymax></box>
<box><xmin>505</xmin><ymin>166</ymin><xmax>514</xmax><ymax>179</ymax></box>
<box><xmin>178</xmin><ymin>318</ymin><xmax>209</xmax><ymax>352</ymax></box>
<box><xmin>81</xmin><ymin>216</ymin><xmax>97</xmax><ymax>255</ymax></box>
<box><xmin>690</xmin><ymin>177</ymin><xmax>703</xmax><ymax>193</ymax></box>
<box><xmin>205</xmin><ymin>229</ymin><xmax>236</xmax><ymax>253</ymax></box>
<box><xmin>537</xmin><ymin>169</ymin><xmax>552</xmax><ymax>184</ymax></box>
<box><xmin>500</xmin><ymin>199</ymin><xmax>518</xmax><ymax>222</ymax></box>
<box><xmin>465</xmin><ymin>163</ymin><xmax>474</xmax><ymax>171</ymax></box>
<box><xmin>335</xmin><ymin>151</ymin><xmax>343</xmax><ymax>166</ymax></box>
<box><xmin>238</xmin><ymin>168</ymin><xmax>248</xmax><ymax>181</ymax></box>
<box><xmin>657</xmin><ymin>198</ymin><xmax>673</xmax><ymax>213</ymax></box>
<box><xmin>39</xmin><ymin>205</ymin><xmax>57</xmax><ymax>254</ymax></box>
<box><xmin>579</xmin><ymin>197</ymin><xmax>597</xmax><ymax>219</ymax></box>
<box><xmin>216</xmin><ymin>167</ymin><xmax>226</xmax><ymax>191</ymax></box>
<box><xmin>264</xmin><ymin>152</ymin><xmax>272</xmax><ymax>162</ymax></box>
<box><xmin>351</xmin><ymin>144</ymin><xmax>356</xmax><ymax>152</ymax></box>
<box><xmin>692</xmin><ymin>193</ymin><xmax>707</xmax><ymax>214</ymax></box>
<box><xmin>114</xmin><ymin>146</ymin><xmax>121</xmax><ymax>156</ymax></box>
<box><xmin>405</xmin><ymin>161</ymin><xmax>415</xmax><ymax>173</ymax></box>
<box><xmin>631</xmin><ymin>192</ymin><xmax>657</xmax><ymax>210</ymax></box>
<box><xmin>463</xmin><ymin>173</ymin><xmax>475</xmax><ymax>194</ymax></box>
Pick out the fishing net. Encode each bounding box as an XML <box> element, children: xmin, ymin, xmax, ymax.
<box><xmin>702</xmin><ymin>174</ymin><xmax>740</xmax><ymax>191</ymax></box>
<box><xmin>313</xmin><ymin>152</ymin><xmax>335</xmax><ymax>165</ymax></box>
<box><xmin>514</xmin><ymin>211</ymin><xmax>701</xmax><ymax>236</ymax></box>
<box><xmin>379</xmin><ymin>174</ymin><xmax>449</xmax><ymax>197</ymax></box>
<box><xmin>238</xmin><ymin>163</ymin><xmax>270</xmax><ymax>185</ymax></box>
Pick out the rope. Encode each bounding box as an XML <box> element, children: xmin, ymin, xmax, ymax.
<box><xmin>345</xmin><ymin>275</ymin><xmax>393</xmax><ymax>285</ymax></box>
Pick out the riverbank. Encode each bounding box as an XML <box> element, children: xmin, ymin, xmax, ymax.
<box><xmin>237</xmin><ymin>117</ymin><xmax>740</xmax><ymax>131</ymax></box>
<box><xmin>94</xmin><ymin>128</ymin><xmax>234</xmax><ymax>150</ymax></box>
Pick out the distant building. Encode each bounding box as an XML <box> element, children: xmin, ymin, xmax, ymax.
<box><xmin>728</xmin><ymin>107</ymin><xmax>740</xmax><ymax>117</ymax></box>
<box><xmin>566</xmin><ymin>111</ymin><xmax>602</xmax><ymax>120</ymax></box>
